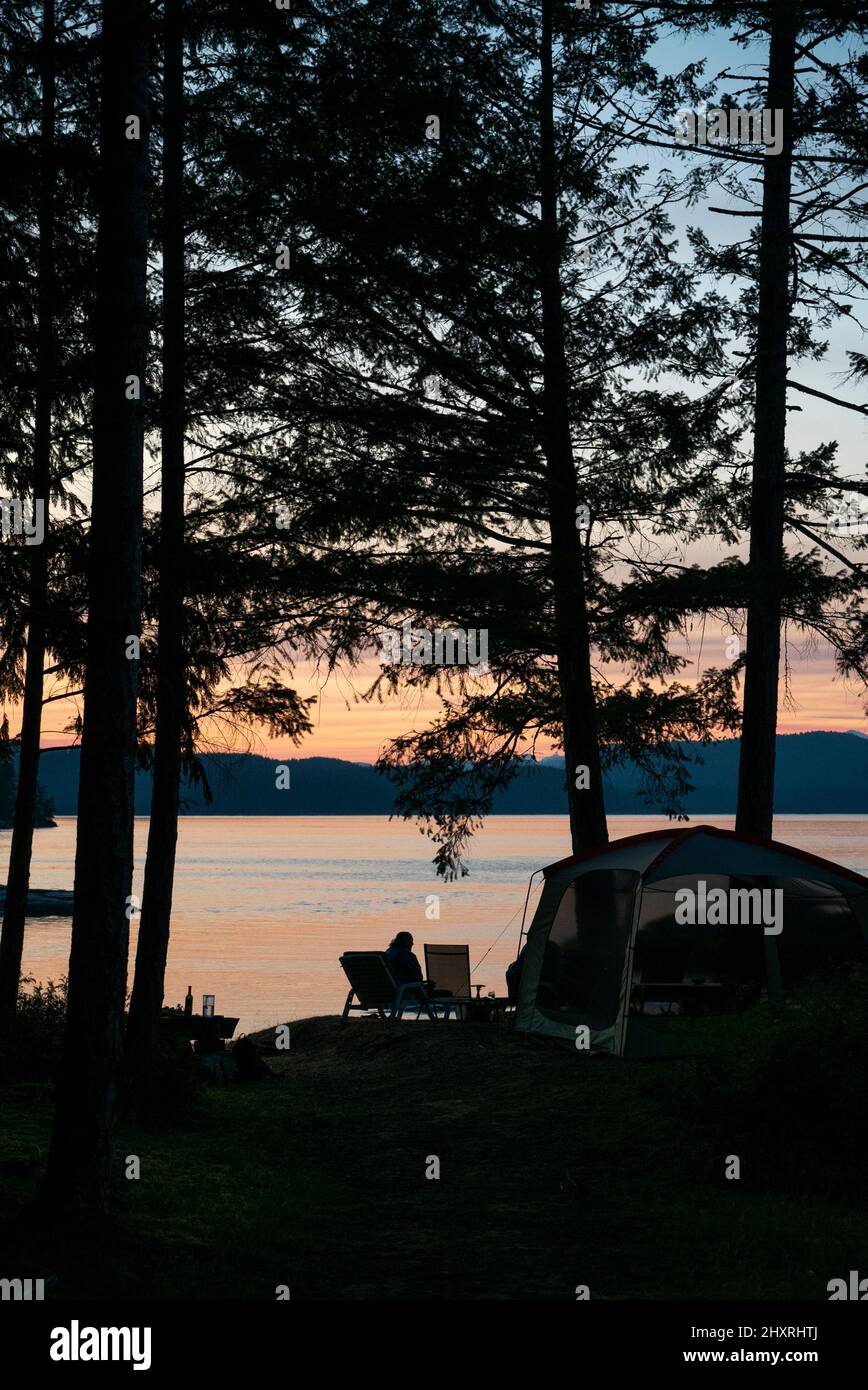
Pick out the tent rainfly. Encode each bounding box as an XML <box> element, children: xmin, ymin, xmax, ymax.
<box><xmin>513</xmin><ymin>825</ymin><xmax>868</xmax><ymax>1057</ymax></box>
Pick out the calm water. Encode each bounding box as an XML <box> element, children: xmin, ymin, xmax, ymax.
<box><xmin>8</xmin><ymin>814</ymin><xmax>868</xmax><ymax>1036</ymax></box>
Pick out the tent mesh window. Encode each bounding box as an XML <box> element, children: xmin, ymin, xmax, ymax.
<box><xmin>766</xmin><ymin>878</ymin><xmax>868</xmax><ymax>985</ymax></box>
<box><xmin>536</xmin><ymin>869</ymin><xmax>636</xmax><ymax>1029</ymax></box>
<box><xmin>633</xmin><ymin>877</ymin><xmax>767</xmax><ymax>1018</ymax></box>
<box><xmin>633</xmin><ymin>875</ymin><xmax>868</xmax><ymax>1018</ymax></box>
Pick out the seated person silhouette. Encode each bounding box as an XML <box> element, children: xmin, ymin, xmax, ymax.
<box><xmin>386</xmin><ymin>931</ymin><xmax>425</xmax><ymax>987</ymax></box>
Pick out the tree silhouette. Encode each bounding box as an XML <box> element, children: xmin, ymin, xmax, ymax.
<box><xmin>44</xmin><ymin>0</ymin><xmax>150</xmax><ymax>1219</ymax></box>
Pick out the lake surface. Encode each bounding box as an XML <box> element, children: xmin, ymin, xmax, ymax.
<box><xmin>8</xmin><ymin>814</ymin><xmax>868</xmax><ymax>1036</ymax></box>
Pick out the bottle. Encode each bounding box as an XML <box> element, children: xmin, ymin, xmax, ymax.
<box><xmin>184</xmin><ymin>986</ymin><xmax>193</xmax><ymax>1017</ymax></box>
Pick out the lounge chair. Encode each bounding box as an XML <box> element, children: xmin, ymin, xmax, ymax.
<box><xmin>339</xmin><ymin>952</ymin><xmax>436</xmax><ymax>1025</ymax></box>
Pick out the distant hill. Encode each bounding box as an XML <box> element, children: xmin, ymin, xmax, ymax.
<box><xmin>0</xmin><ymin>750</ymin><xmax>56</xmax><ymax>828</ymax></box>
<box><xmin>31</xmin><ymin>732</ymin><xmax>868</xmax><ymax>816</ymax></box>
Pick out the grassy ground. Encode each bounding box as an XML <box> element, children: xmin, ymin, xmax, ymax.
<box><xmin>0</xmin><ymin>1012</ymin><xmax>865</xmax><ymax>1301</ymax></box>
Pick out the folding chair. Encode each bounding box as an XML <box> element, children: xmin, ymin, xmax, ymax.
<box><xmin>424</xmin><ymin>943</ymin><xmax>473</xmax><ymax>1020</ymax></box>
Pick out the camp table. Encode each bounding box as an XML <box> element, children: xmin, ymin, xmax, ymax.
<box><xmin>432</xmin><ymin>994</ymin><xmax>510</xmax><ymax>1022</ymax></box>
<box><xmin>160</xmin><ymin>1012</ymin><xmax>240</xmax><ymax>1047</ymax></box>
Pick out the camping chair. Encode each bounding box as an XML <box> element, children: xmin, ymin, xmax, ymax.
<box><xmin>339</xmin><ymin>952</ymin><xmax>436</xmax><ymax>1025</ymax></box>
<box><xmin>424</xmin><ymin>944</ymin><xmax>473</xmax><ymax>1021</ymax></box>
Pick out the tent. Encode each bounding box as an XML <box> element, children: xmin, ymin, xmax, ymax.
<box><xmin>513</xmin><ymin>825</ymin><xmax>868</xmax><ymax>1057</ymax></box>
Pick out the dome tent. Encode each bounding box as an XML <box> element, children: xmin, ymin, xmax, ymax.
<box><xmin>513</xmin><ymin>825</ymin><xmax>868</xmax><ymax>1057</ymax></box>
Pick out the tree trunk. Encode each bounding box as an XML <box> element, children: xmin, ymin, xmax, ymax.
<box><xmin>735</xmin><ymin>0</ymin><xmax>796</xmax><ymax>839</ymax></box>
<box><xmin>43</xmin><ymin>0</ymin><xmax>149</xmax><ymax>1220</ymax></box>
<box><xmin>0</xmin><ymin>0</ymin><xmax>55</xmax><ymax>1021</ymax></box>
<box><xmin>125</xmin><ymin>0</ymin><xmax>186</xmax><ymax>1093</ymax></box>
<box><xmin>539</xmin><ymin>0</ymin><xmax>607</xmax><ymax>852</ymax></box>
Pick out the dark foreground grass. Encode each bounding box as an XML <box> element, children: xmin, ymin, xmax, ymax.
<box><xmin>1</xmin><ymin>1013</ymin><xmax>866</xmax><ymax>1301</ymax></box>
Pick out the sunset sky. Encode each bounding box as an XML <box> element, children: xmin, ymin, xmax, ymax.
<box><xmin>23</xmin><ymin>20</ymin><xmax>868</xmax><ymax>767</ymax></box>
<box><xmin>254</xmin><ymin>26</ymin><xmax>867</xmax><ymax>763</ymax></box>
<box><xmin>32</xmin><ymin>630</ymin><xmax>866</xmax><ymax>766</ymax></box>
<box><xmin>270</xmin><ymin>629</ymin><xmax>867</xmax><ymax>764</ymax></box>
